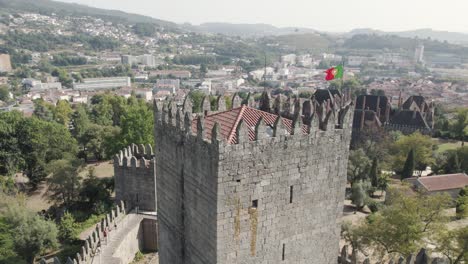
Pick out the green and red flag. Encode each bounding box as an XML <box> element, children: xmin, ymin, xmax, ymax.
<box><xmin>325</xmin><ymin>65</ymin><xmax>344</xmax><ymax>81</ymax></box>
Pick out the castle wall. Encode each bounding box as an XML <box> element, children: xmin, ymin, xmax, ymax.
<box><xmin>216</xmin><ymin>123</ymin><xmax>352</xmax><ymax>263</ymax></box>
<box><xmin>155</xmin><ymin>115</ymin><xmax>219</xmax><ymax>264</ymax></box>
<box><xmin>155</xmin><ymin>95</ymin><xmax>353</xmax><ymax>264</ymax></box>
<box><xmin>114</xmin><ymin>144</ymin><xmax>156</xmax><ymax>212</ymax></box>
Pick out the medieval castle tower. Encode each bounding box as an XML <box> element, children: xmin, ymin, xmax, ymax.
<box><xmin>114</xmin><ymin>144</ymin><xmax>157</xmax><ymax>212</ymax></box>
<box><xmin>153</xmin><ymin>91</ymin><xmax>354</xmax><ymax>264</ymax></box>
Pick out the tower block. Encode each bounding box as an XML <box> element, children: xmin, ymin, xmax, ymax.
<box><xmin>155</xmin><ymin>91</ymin><xmax>354</xmax><ymax>264</ymax></box>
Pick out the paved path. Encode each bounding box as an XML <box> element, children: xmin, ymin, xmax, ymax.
<box><xmin>91</xmin><ymin>213</ymin><xmax>146</xmax><ymax>264</ymax></box>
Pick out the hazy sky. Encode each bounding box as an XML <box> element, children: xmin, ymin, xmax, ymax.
<box><xmin>58</xmin><ymin>0</ymin><xmax>468</xmax><ymax>32</ymax></box>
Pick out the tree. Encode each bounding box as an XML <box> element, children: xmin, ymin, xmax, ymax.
<box><xmin>47</xmin><ymin>158</ymin><xmax>83</xmax><ymax>205</ymax></box>
<box><xmin>401</xmin><ymin>149</ymin><xmax>415</xmax><ymax>180</ymax></box>
<box><xmin>189</xmin><ymin>90</ymin><xmax>205</xmax><ymax>113</ymax></box>
<box><xmin>351</xmin><ymin>181</ymin><xmax>368</xmax><ymax>211</ymax></box>
<box><xmin>17</xmin><ymin>118</ymin><xmax>78</xmax><ymax>187</ymax></box>
<box><xmin>3</xmin><ymin>205</ymin><xmax>58</xmax><ymax>263</ymax></box>
<box><xmin>0</xmin><ymin>85</ymin><xmax>9</xmax><ymax>102</ymax></box>
<box><xmin>449</xmin><ymin>108</ymin><xmax>468</xmax><ymax>146</ymax></box>
<box><xmin>33</xmin><ymin>99</ymin><xmax>54</xmax><ymax>122</ymax></box>
<box><xmin>434</xmin><ymin>227</ymin><xmax>468</xmax><ymax>264</ymax></box>
<box><xmin>52</xmin><ymin>68</ymin><xmax>72</xmax><ymax>88</ymax></box>
<box><xmin>200</xmin><ymin>63</ymin><xmax>208</xmax><ymax>78</ymax></box>
<box><xmin>456</xmin><ymin>187</ymin><xmax>468</xmax><ymax>219</ymax></box>
<box><xmin>369</xmin><ymin>158</ymin><xmax>379</xmax><ymax>189</ymax></box>
<box><xmin>391</xmin><ymin>132</ymin><xmax>434</xmax><ymax>173</ymax></box>
<box><xmin>118</xmin><ymin>99</ymin><xmax>154</xmax><ymax>147</ymax></box>
<box><xmin>53</xmin><ymin>100</ymin><xmax>72</xmax><ymax>126</ymax></box>
<box><xmin>132</xmin><ymin>23</ymin><xmax>156</xmax><ymax>37</ymax></box>
<box><xmin>0</xmin><ymin>111</ymin><xmax>24</xmax><ymax>176</ymax></box>
<box><xmin>79</xmin><ymin>167</ymin><xmax>114</xmax><ymax>211</ymax></box>
<box><xmin>355</xmin><ymin>187</ymin><xmax>451</xmax><ymax>257</ymax></box>
<box><xmin>58</xmin><ymin>212</ymin><xmax>80</xmax><ymax>242</ymax></box>
<box><xmin>347</xmin><ymin>149</ymin><xmax>371</xmax><ymax>184</ymax></box>
<box><xmin>84</xmin><ymin>124</ymin><xmax>120</xmax><ymax>160</ymax></box>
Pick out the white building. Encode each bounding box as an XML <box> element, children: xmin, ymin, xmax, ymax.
<box><xmin>281</xmin><ymin>54</ymin><xmax>297</xmax><ymax>65</ymax></box>
<box><xmin>198</xmin><ymin>79</ymin><xmax>212</xmax><ymax>94</ymax></box>
<box><xmin>73</xmin><ymin>77</ymin><xmax>131</xmax><ymax>90</ymax></box>
<box><xmin>122</xmin><ymin>54</ymin><xmax>157</xmax><ymax>67</ymax></box>
<box><xmin>297</xmin><ymin>54</ymin><xmax>313</xmax><ymax>67</ymax></box>
<box><xmin>414</xmin><ymin>45</ymin><xmax>424</xmax><ymax>63</ymax></box>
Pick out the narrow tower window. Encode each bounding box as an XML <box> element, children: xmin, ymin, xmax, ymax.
<box><xmin>252</xmin><ymin>199</ymin><xmax>258</xmax><ymax>208</ymax></box>
<box><xmin>282</xmin><ymin>243</ymin><xmax>286</xmax><ymax>261</ymax></box>
<box><xmin>289</xmin><ymin>186</ymin><xmax>294</xmax><ymax>203</ymax></box>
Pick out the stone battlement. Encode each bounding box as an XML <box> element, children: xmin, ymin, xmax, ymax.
<box><xmin>113</xmin><ymin>144</ymin><xmax>154</xmax><ymax>168</ymax></box>
<box><xmin>114</xmin><ymin>144</ymin><xmax>156</xmax><ymax>212</ymax></box>
<box><xmin>154</xmin><ymin>91</ymin><xmax>354</xmax><ymax>147</ymax></box>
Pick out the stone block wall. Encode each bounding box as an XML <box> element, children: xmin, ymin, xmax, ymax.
<box><xmin>155</xmin><ymin>106</ymin><xmax>219</xmax><ymax>264</ymax></box>
<box><xmin>114</xmin><ymin>144</ymin><xmax>156</xmax><ymax>212</ymax></box>
<box><xmin>216</xmin><ymin>121</ymin><xmax>352</xmax><ymax>263</ymax></box>
<box><xmin>155</xmin><ymin>92</ymin><xmax>354</xmax><ymax>264</ymax></box>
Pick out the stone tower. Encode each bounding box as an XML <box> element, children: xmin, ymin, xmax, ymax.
<box><xmin>154</xmin><ymin>91</ymin><xmax>354</xmax><ymax>264</ymax></box>
<box><xmin>114</xmin><ymin>143</ymin><xmax>156</xmax><ymax>212</ymax></box>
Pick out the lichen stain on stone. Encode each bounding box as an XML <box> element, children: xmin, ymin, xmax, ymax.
<box><xmin>234</xmin><ymin>198</ymin><xmax>241</xmax><ymax>240</ymax></box>
<box><xmin>249</xmin><ymin>207</ymin><xmax>258</xmax><ymax>256</ymax></box>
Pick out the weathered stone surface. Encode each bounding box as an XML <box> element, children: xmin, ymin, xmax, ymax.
<box><xmin>114</xmin><ymin>144</ymin><xmax>156</xmax><ymax>211</ymax></box>
<box><xmin>155</xmin><ymin>96</ymin><xmax>354</xmax><ymax>264</ymax></box>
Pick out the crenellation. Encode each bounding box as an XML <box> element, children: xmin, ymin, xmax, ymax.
<box><xmin>211</xmin><ymin>122</ymin><xmax>221</xmax><ymax>144</ymax></box>
<box><xmin>232</xmin><ymin>92</ymin><xmax>242</xmax><ymax>109</ymax></box>
<box><xmin>202</xmin><ymin>96</ymin><xmax>211</xmax><ymax>115</ymax></box>
<box><xmin>217</xmin><ymin>95</ymin><xmax>227</xmax><ymax>112</ymax></box>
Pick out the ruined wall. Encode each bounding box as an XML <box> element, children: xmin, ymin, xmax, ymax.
<box><xmin>155</xmin><ymin>93</ymin><xmax>353</xmax><ymax>264</ymax></box>
<box><xmin>114</xmin><ymin>144</ymin><xmax>156</xmax><ymax>212</ymax></box>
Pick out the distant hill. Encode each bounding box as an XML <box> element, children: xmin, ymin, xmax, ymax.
<box><xmin>0</xmin><ymin>0</ymin><xmax>177</xmax><ymax>28</ymax></box>
<box><xmin>344</xmin><ymin>34</ymin><xmax>468</xmax><ymax>56</ymax></box>
<box><xmin>348</xmin><ymin>28</ymin><xmax>468</xmax><ymax>45</ymax></box>
<box><xmin>194</xmin><ymin>22</ymin><xmax>318</xmax><ymax>37</ymax></box>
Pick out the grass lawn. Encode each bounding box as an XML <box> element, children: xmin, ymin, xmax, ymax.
<box><xmin>80</xmin><ymin>161</ymin><xmax>114</xmax><ymax>179</ymax></box>
<box><xmin>433</xmin><ymin>138</ymin><xmax>466</xmax><ymax>154</ymax></box>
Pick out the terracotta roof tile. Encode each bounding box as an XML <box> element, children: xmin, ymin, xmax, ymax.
<box><xmin>417</xmin><ymin>173</ymin><xmax>468</xmax><ymax>192</ymax></box>
<box><xmin>192</xmin><ymin>105</ymin><xmax>302</xmax><ymax>144</ymax></box>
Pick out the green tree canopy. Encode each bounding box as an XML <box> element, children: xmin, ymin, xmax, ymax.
<box><xmin>118</xmin><ymin>99</ymin><xmax>154</xmax><ymax>147</ymax></box>
<box><xmin>391</xmin><ymin>132</ymin><xmax>434</xmax><ymax>173</ymax></box>
<box><xmin>401</xmin><ymin>149</ymin><xmax>415</xmax><ymax>180</ymax></box>
<box><xmin>354</xmin><ymin>187</ymin><xmax>451</xmax><ymax>257</ymax></box>
<box><xmin>347</xmin><ymin>149</ymin><xmax>371</xmax><ymax>184</ymax></box>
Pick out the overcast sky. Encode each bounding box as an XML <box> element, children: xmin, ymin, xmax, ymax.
<box><xmin>58</xmin><ymin>0</ymin><xmax>468</xmax><ymax>32</ymax></box>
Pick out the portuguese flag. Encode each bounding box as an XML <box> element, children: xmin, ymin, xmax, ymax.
<box><xmin>325</xmin><ymin>65</ymin><xmax>344</xmax><ymax>81</ymax></box>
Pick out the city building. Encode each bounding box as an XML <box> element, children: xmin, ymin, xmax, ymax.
<box><xmin>281</xmin><ymin>54</ymin><xmax>297</xmax><ymax>65</ymax></box>
<box><xmin>414</xmin><ymin>45</ymin><xmax>424</xmax><ymax>64</ymax></box>
<box><xmin>155</xmin><ymin>79</ymin><xmax>180</xmax><ymax>94</ymax></box>
<box><xmin>73</xmin><ymin>77</ymin><xmax>131</xmax><ymax>90</ymax></box>
<box><xmin>386</xmin><ymin>95</ymin><xmax>434</xmax><ymax>135</ymax></box>
<box><xmin>0</xmin><ymin>54</ymin><xmax>12</xmax><ymax>73</ymax></box>
<box><xmin>149</xmin><ymin>70</ymin><xmax>192</xmax><ymax>79</ymax></box>
<box><xmin>122</xmin><ymin>54</ymin><xmax>158</xmax><ymax>67</ymax></box>
<box><xmin>414</xmin><ymin>173</ymin><xmax>468</xmax><ymax>199</ymax></box>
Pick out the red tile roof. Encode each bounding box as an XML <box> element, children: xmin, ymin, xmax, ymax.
<box><xmin>417</xmin><ymin>173</ymin><xmax>468</xmax><ymax>192</ymax></box>
<box><xmin>192</xmin><ymin>105</ymin><xmax>299</xmax><ymax>144</ymax></box>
